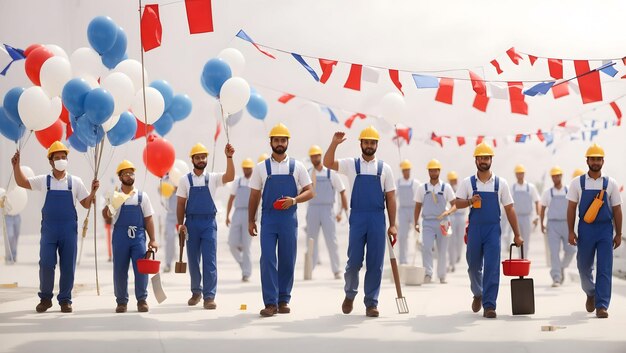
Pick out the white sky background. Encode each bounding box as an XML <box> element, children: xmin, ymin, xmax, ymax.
<box><xmin>1</xmin><ymin>0</ymin><xmax>625</xmax><ymax>233</ymax></box>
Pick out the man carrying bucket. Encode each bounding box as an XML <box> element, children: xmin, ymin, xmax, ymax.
<box><xmin>103</xmin><ymin>160</ymin><xmax>158</xmax><ymax>313</ymax></box>
<box><xmin>455</xmin><ymin>142</ymin><xmax>522</xmax><ymax>319</ymax></box>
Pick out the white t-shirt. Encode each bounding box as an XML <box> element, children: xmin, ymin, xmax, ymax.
<box><xmin>112</xmin><ymin>188</ymin><xmax>155</xmax><ymax>225</ymax></box>
<box><xmin>455</xmin><ymin>174</ymin><xmax>514</xmax><ymax>206</ymax></box>
<box><xmin>540</xmin><ymin>186</ymin><xmax>568</xmax><ymax>207</ymax></box>
<box><xmin>566</xmin><ymin>175</ymin><xmax>622</xmax><ymax>207</ymax></box>
<box><xmin>414</xmin><ymin>180</ymin><xmax>456</xmax><ymax>204</ymax></box>
<box><xmin>229</xmin><ymin>176</ymin><xmax>251</xmax><ymax>195</ymax></box>
<box><xmin>310</xmin><ymin>166</ymin><xmax>346</xmax><ymax>192</ymax></box>
<box><xmin>28</xmin><ymin>173</ymin><xmax>90</xmax><ymax>206</ymax></box>
<box><xmin>511</xmin><ymin>181</ymin><xmax>540</xmax><ymax>202</ymax></box>
<box><xmin>249</xmin><ymin>156</ymin><xmax>312</xmax><ymax>191</ymax></box>
<box><xmin>337</xmin><ymin>157</ymin><xmax>396</xmax><ymax>192</ymax></box>
<box><xmin>176</xmin><ymin>171</ymin><xmax>224</xmax><ymax>198</ymax></box>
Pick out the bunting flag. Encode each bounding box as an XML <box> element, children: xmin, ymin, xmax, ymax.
<box><xmin>506</xmin><ymin>47</ymin><xmax>523</xmax><ymax>65</ymax></box>
<box><xmin>472</xmin><ymin>93</ymin><xmax>489</xmax><ymax>112</ymax></box>
<box><xmin>361</xmin><ymin>66</ymin><xmax>380</xmax><ymax>83</ymax></box>
<box><xmin>574</xmin><ymin>60</ymin><xmax>603</xmax><ymax>104</ymax></box>
<box><xmin>490</xmin><ymin>59</ymin><xmax>503</xmax><ymax>74</ymax></box>
<box><xmin>488</xmin><ymin>83</ymin><xmax>509</xmax><ymax>100</ymax></box>
<box><xmin>292</xmin><ymin>53</ymin><xmax>319</xmax><ymax>81</ymax></box>
<box><xmin>393</xmin><ymin>126</ymin><xmax>412</xmax><ymax>144</ymax></box>
<box><xmin>492</xmin><ymin>139</ymin><xmax>498</xmax><ymax>148</ymax></box>
<box><xmin>319</xmin><ymin>59</ymin><xmax>337</xmax><ymax>84</ymax></box>
<box><xmin>548</xmin><ymin>59</ymin><xmax>563</xmax><ymax>80</ymax></box>
<box><xmin>412</xmin><ymin>74</ymin><xmax>439</xmax><ymax>88</ymax></box>
<box><xmin>389</xmin><ymin>69</ymin><xmax>404</xmax><ymax>95</ymax></box>
<box><xmin>344</xmin><ymin>112</ymin><xmax>366</xmax><ymax>128</ymax></box>
<box><xmin>278</xmin><ymin>93</ymin><xmax>295</xmax><ymax>104</ymax></box>
<box><xmin>469</xmin><ymin>70</ymin><xmax>487</xmax><ymax>96</ymax></box>
<box><xmin>1</xmin><ymin>44</ymin><xmax>25</xmax><ymax>76</ymax></box>
<box><xmin>599</xmin><ymin>61</ymin><xmax>618</xmax><ymax>77</ymax></box>
<box><xmin>457</xmin><ymin>136</ymin><xmax>466</xmax><ymax>146</ymax></box>
<box><xmin>431</xmin><ymin>132</ymin><xmax>444</xmax><ymax>147</ymax></box>
<box><xmin>344</xmin><ymin>64</ymin><xmax>363</xmax><ymax>90</ymax></box>
<box><xmin>551</xmin><ymin>82</ymin><xmax>569</xmax><ymax>99</ymax></box>
<box><xmin>322</xmin><ymin>106</ymin><xmax>339</xmax><ymax>123</ymax></box>
<box><xmin>536</xmin><ymin>129</ymin><xmax>545</xmax><ymax>142</ymax></box>
<box><xmin>476</xmin><ymin>136</ymin><xmax>484</xmax><ymax>145</ymax></box>
<box><xmin>236</xmin><ymin>30</ymin><xmax>276</xmax><ymax>59</ymax></box>
<box><xmin>185</xmin><ymin>0</ymin><xmax>214</xmax><ymax>34</ymax></box>
<box><xmin>515</xmin><ymin>134</ymin><xmax>527</xmax><ymax>143</ymax></box>
<box><xmin>523</xmin><ymin>81</ymin><xmax>555</xmax><ymax>96</ymax></box>
<box><xmin>508</xmin><ymin>81</ymin><xmax>528</xmax><ymax>115</ymax></box>
<box><xmin>435</xmin><ymin>78</ymin><xmax>454</xmax><ymax>104</ymax></box>
<box><xmin>610</xmin><ymin>101</ymin><xmax>622</xmax><ymax>125</ymax></box>
<box><xmin>528</xmin><ymin>55</ymin><xmax>538</xmax><ymax>66</ymax></box>
<box><xmin>141</xmin><ymin>4</ymin><xmax>162</xmax><ymax>52</ymax></box>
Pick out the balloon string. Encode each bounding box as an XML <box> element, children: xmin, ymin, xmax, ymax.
<box><xmin>138</xmin><ymin>0</ymin><xmax>151</xmax><ymax>191</ymax></box>
<box><xmin>219</xmin><ymin>103</ymin><xmax>230</xmax><ymax>144</ymax></box>
<box><xmin>394</xmin><ymin>124</ymin><xmax>403</xmax><ymax>163</ymax></box>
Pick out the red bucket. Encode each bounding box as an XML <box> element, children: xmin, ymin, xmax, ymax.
<box><xmin>502</xmin><ymin>243</ymin><xmax>530</xmax><ymax>277</ymax></box>
<box><xmin>137</xmin><ymin>249</ymin><xmax>160</xmax><ymax>274</ymax></box>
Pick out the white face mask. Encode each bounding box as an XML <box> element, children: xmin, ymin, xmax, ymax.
<box><xmin>54</xmin><ymin>159</ymin><xmax>68</xmax><ymax>171</ymax></box>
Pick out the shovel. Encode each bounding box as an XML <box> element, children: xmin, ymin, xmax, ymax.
<box><xmin>175</xmin><ymin>229</ymin><xmax>187</xmax><ymax>273</ymax></box>
<box><xmin>387</xmin><ymin>234</ymin><xmax>409</xmax><ymax>314</ymax></box>
<box><xmin>151</xmin><ymin>273</ymin><xmax>167</xmax><ymax>303</ymax></box>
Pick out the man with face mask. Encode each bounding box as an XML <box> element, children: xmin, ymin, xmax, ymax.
<box><xmin>103</xmin><ymin>160</ymin><xmax>158</xmax><ymax>313</ymax></box>
<box><xmin>11</xmin><ymin>141</ymin><xmax>99</xmax><ymax>313</ymax></box>
<box><xmin>455</xmin><ymin>142</ymin><xmax>522</xmax><ymax>319</ymax></box>
<box><xmin>567</xmin><ymin>144</ymin><xmax>622</xmax><ymax>318</ymax></box>
<box><xmin>248</xmin><ymin>123</ymin><xmax>313</xmax><ymax>317</ymax></box>
<box><xmin>177</xmin><ymin>142</ymin><xmax>235</xmax><ymax>310</ymax></box>
<box><xmin>225</xmin><ymin>158</ymin><xmax>255</xmax><ymax>282</ymax></box>
<box><xmin>324</xmin><ymin>126</ymin><xmax>397</xmax><ymax>318</ymax></box>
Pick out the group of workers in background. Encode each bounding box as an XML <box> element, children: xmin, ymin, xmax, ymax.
<box><xmin>6</xmin><ymin>123</ymin><xmax>622</xmax><ymax>320</ymax></box>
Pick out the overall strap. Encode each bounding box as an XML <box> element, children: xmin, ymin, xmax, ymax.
<box><xmin>138</xmin><ymin>191</ymin><xmax>143</xmax><ymax>205</ymax></box>
<box><xmin>46</xmin><ymin>175</ymin><xmax>51</xmax><ymax>191</ymax></box>
<box><xmin>494</xmin><ymin>176</ymin><xmax>500</xmax><ymax>193</ymax></box>
<box><xmin>326</xmin><ymin>168</ymin><xmax>331</xmax><ymax>179</ymax></box>
<box><xmin>288</xmin><ymin>159</ymin><xmax>295</xmax><ymax>175</ymax></box>
<box><xmin>470</xmin><ymin>175</ymin><xmax>477</xmax><ymax>194</ymax></box>
<box><xmin>550</xmin><ymin>188</ymin><xmax>554</xmax><ymax>198</ymax></box>
<box><xmin>354</xmin><ymin>158</ymin><xmax>360</xmax><ymax>175</ymax></box>
<box><xmin>376</xmin><ymin>160</ymin><xmax>383</xmax><ymax>177</ymax></box>
<box><xmin>265</xmin><ymin>158</ymin><xmax>272</xmax><ymax>176</ymax></box>
<box><xmin>580</xmin><ymin>176</ymin><xmax>585</xmax><ymax>191</ymax></box>
<box><xmin>67</xmin><ymin>174</ymin><xmax>72</xmax><ymax>190</ymax></box>
<box><xmin>439</xmin><ymin>183</ymin><xmax>445</xmax><ymax>194</ymax></box>
<box><xmin>602</xmin><ymin>177</ymin><xmax>608</xmax><ymax>190</ymax></box>
<box><xmin>424</xmin><ymin>183</ymin><xmax>429</xmax><ymax>194</ymax></box>
<box><xmin>526</xmin><ymin>183</ymin><xmax>529</xmax><ymax>192</ymax></box>
<box><xmin>187</xmin><ymin>173</ymin><xmax>193</xmax><ymax>186</ymax></box>
<box><xmin>565</xmin><ymin>186</ymin><xmax>568</xmax><ymax>194</ymax></box>
<box><xmin>204</xmin><ymin>174</ymin><xmax>209</xmax><ymax>187</ymax></box>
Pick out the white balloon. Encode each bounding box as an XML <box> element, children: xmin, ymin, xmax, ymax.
<box><xmin>7</xmin><ymin>166</ymin><xmax>35</xmax><ymax>191</ymax></box>
<box><xmin>217</xmin><ymin>48</ymin><xmax>246</xmax><ymax>76</ymax></box>
<box><xmin>44</xmin><ymin>44</ymin><xmax>69</xmax><ymax>60</ymax></box>
<box><xmin>219</xmin><ymin>77</ymin><xmax>251</xmax><ymax>115</ymax></box>
<box><xmin>17</xmin><ymin>86</ymin><xmax>58</xmax><ymax>131</ymax></box>
<box><xmin>83</xmin><ymin>75</ymin><xmax>100</xmax><ymax>89</ymax></box>
<box><xmin>40</xmin><ymin>56</ymin><xmax>72</xmax><ymax>98</ymax></box>
<box><xmin>101</xmin><ymin>113</ymin><xmax>121</xmax><ymax>132</ymax></box>
<box><xmin>169</xmin><ymin>159</ymin><xmax>190</xmax><ymax>187</ymax></box>
<box><xmin>2</xmin><ymin>187</ymin><xmax>28</xmax><ymax>215</ymax></box>
<box><xmin>131</xmin><ymin>87</ymin><xmax>164</xmax><ymax>125</ymax></box>
<box><xmin>113</xmin><ymin>59</ymin><xmax>148</xmax><ymax>93</ymax></box>
<box><xmin>101</xmin><ymin>72</ymin><xmax>135</xmax><ymax>115</ymax></box>
<box><xmin>380</xmin><ymin>92</ymin><xmax>405</xmax><ymax>125</ymax></box>
<box><xmin>70</xmin><ymin>47</ymin><xmax>106</xmax><ymax>79</ymax></box>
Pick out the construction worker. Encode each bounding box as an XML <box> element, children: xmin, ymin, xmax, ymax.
<box><xmin>306</xmin><ymin>145</ymin><xmax>348</xmax><ymax>279</ymax></box>
<box><xmin>11</xmin><ymin>141</ymin><xmax>99</xmax><ymax>313</ymax></box>
<box><xmin>323</xmin><ymin>126</ymin><xmax>397</xmax><ymax>318</ymax></box>
<box><xmin>177</xmin><ymin>142</ymin><xmax>235</xmax><ymax>309</ymax></box>
<box><xmin>413</xmin><ymin>159</ymin><xmax>456</xmax><ymax>284</ymax></box>
<box><xmin>540</xmin><ymin>166</ymin><xmax>576</xmax><ymax>287</ymax></box>
<box><xmin>566</xmin><ymin>144</ymin><xmax>622</xmax><ymax>319</ymax></box>
<box><xmin>103</xmin><ymin>160</ymin><xmax>158</xmax><ymax>313</ymax></box>
<box><xmin>158</xmin><ymin>176</ymin><xmax>177</xmax><ymax>272</ymax></box>
<box><xmin>510</xmin><ymin>164</ymin><xmax>540</xmax><ymax>257</ymax></box>
<box><xmin>396</xmin><ymin>159</ymin><xmax>420</xmax><ymax>265</ymax></box>
<box><xmin>225</xmin><ymin>158</ymin><xmax>255</xmax><ymax>282</ymax></box>
<box><xmin>455</xmin><ymin>142</ymin><xmax>522</xmax><ymax>319</ymax></box>
<box><xmin>248</xmin><ymin>123</ymin><xmax>313</xmax><ymax>317</ymax></box>
<box><xmin>447</xmin><ymin>171</ymin><xmax>467</xmax><ymax>272</ymax></box>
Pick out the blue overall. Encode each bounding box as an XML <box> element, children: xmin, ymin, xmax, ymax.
<box><xmin>577</xmin><ymin>177</ymin><xmax>613</xmax><ymax>309</ymax></box>
<box><xmin>260</xmin><ymin>158</ymin><xmax>298</xmax><ymax>306</ymax></box>
<box><xmin>4</xmin><ymin>214</ymin><xmax>21</xmax><ymax>263</ymax></box>
<box><xmin>513</xmin><ymin>183</ymin><xmax>533</xmax><ymax>256</ymax></box>
<box><xmin>228</xmin><ymin>177</ymin><xmax>252</xmax><ymax>278</ymax></box>
<box><xmin>547</xmin><ymin>187</ymin><xmax>576</xmax><ymax>283</ymax></box>
<box><xmin>112</xmin><ymin>192</ymin><xmax>148</xmax><ymax>304</ymax></box>
<box><xmin>421</xmin><ymin>183</ymin><xmax>449</xmax><ymax>280</ymax></box>
<box><xmin>306</xmin><ymin>168</ymin><xmax>340</xmax><ymax>274</ymax></box>
<box><xmin>396</xmin><ymin>179</ymin><xmax>415</xmax><ymax>264</ymax></box>
<box><xmin>39</xmin><ymin>175</ymin><xmax>78</xmax><ymax>304</ymax></box>
<box><xmin>184</xmin><ymin>173</ymin><xmax>218</xmax><ymax>300</ymax></box>
<box><xmin>466</xmin><ymin>176</ymin><xmax>501</xmax><ymax>310</ymax></box>
<box><xmin>449</xmin><ymin>186</ymin><xmax>467</xmax><ymax>266</ymax></box>
<box><xmin>164</xmin><ymin>190</ymin><xmax>177</xmax><ymax>267</ymax></box>
<box><xmin>344</xmin><ymin>158</ymin><xmax>386</xmax><ymax>308</ymax></box>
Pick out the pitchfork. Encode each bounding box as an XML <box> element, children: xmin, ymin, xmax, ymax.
<box><xmin>387</xmin><ymin>234</ymin><xmax>409</xmax><ymax>314</ymax></box>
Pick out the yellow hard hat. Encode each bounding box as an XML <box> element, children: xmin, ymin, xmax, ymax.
<box><xmin>269</xmin><ymin>123</ymin><xmax>290</xmax><ymax>138</ymax></box>
<box><xmin>242</xmin><ymin>158</ymin><xmax>254</xmax><ymax>168</ymax></box>
<box><xmin>308</xmin><ymin>145</ymin><xmax>323</xmax><ymax>156</ymax></box>
<box><xmin>189</xmin><ymin>143</ymin><xmax>209</xmax><ymax>157</ymax></box>
<box><xmin>585</xmin><ymin>143</ymin><xmax>605</xmax><ymax>157</ymax></box>
<box><xmin>399</xmin><ymin>159</ymin><xmax>412</xmax><ymax>170</ymax></box>
<box><xmin>257</xmin><ymin>153</ymin><xmax>269</xmax><ymax>163</ymax></box>
<box><xmin>514</xmin><ymin>164</ymin><xmax>526</xmax><ymax>173</ymax></box>
<box><xmin>160</xmin><ymin>181</ymin><xmax>175</xmax><ymax>198</ymax></box>
<box><xmin>359</xmin><ymin>126</ymin><xmax>380</xmax><ymax>141</ymax></box>
<box><xmin>447</xmin><ymin>171</ymin><xmax>458</xmax><ymax>181</ymax></box>
<box><xmin>47</xmin><ymin>141</ymin><xmax>70</xmax><ymax>158</ymax></box>
<box><xmin>473</xmin><ymin>142</ymin><xmax>495</xmax><ymax>157</ymax></box>
<box><xmin>550</xmin><ymin>166</ymin><xmax>563</xmax><ymax>176</ymax></box>
<box><xmin>427</xmin><ymin>159</ymin><xmax>442</xmax><ymax>170</ymax></box>
<box><xmin>116</xmin><ymin>160</ymin><xmax>136</xmax><ymax>174</ymax></box>
<box><xmin>572</xmin><ymin>168</ymin><xmax>585</xmax><ymax>178</ymax></box>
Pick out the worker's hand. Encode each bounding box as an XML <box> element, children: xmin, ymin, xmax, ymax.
<box><xmin>10</xmin><ymin>151</ymin><xmax>20</xmax><ymax>168</ymax></box>
<box><xmin>436</xmin><ymin>212</ymin><xmax>447</xmax><ymax>220</ymax></box>
<box><xmin>148</xmin><ymin>240</ymin><xmax>159</xmax><ymax>252</ymax></box>
<box><xmin>470</xmin><ymin>194</ymin><xmax>482</xmax><ymax>204</ymax></box>
<box><xmin>568</xmin><ymin>231</ymin><xmax>577</xmax><ymax>246</ymax></box>
<box><xmin>226</xmin><ymin>216</ymin><xmax>231</xmax><ymax>227</ymax></box>
<box><xmin>225</xmin><ymin>143</ymin><xmax>235</xmax><ymax>157</ymax></box>
<box><xmin>335</xmin><ymin>212</ymin><xmax>342</xmax><ymax>222</ymax></box>
<box><xmin>388</xmin><ymin>225</ymin><xmax>398</xmax><ymax>246</ymax></box>
<box><xmin>513</xmin><ymin>235</ymin><xmax>523</xmax><ymax>247</ymax></box>
<box><xmin>178</xmin><ymin>224</ymin><xmax>187</xmax><ymax>238</ymax></box>
<box><xmin>91</xmin><ymin>179</ymin><xmax>100</xmax><ymax>194</ymax></box>
<box><xmin>280</xmin><ymin>197</ymin><xmax>296</xmax><ymax>210</ymax></box>
<box><xmin>533</xmin><ymin>218</ymin><xmax>539</xmax><ymax>227</ymax></box>
<box><xmin>331</xmin><ymin>131</ymin><xmax>347</xmax><ymax>145</ymax></box>
<box><xmin>613</xmin><ymin>234</ymin><xmax>622</xmax><ymax>249</ymax></box>
<box><xmin>248</xmin><ymin>221</ymin><xmax>258</xmax><ymax>237</ymax></box>
<box><xmin>541</xmin><ymin>224</ymin><xmax>546</xmax><ymax>234</ymax></box>
<box><xmin>414</xmin><ymin>224</ymin><xmax>420</xmax><ymax>233</ymax></box>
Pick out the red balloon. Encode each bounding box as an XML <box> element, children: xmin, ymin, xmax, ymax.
<box><xmin>134</xmin><ymin>118</ymin><xmax>155</xmax><ymax>140</ymax></box>
<box><xmin>35</xmin><ymin>119</ymin><xmax>64</xmax><ymax>149</ymax></box>
<box><xmin>66</xmin><ymin>121</ymin><xmax>73</xmax><ymax>138</ymax></box>
<box><xmin>143</xmin><ymin>135</ymin><xmax>175</xmax><ymax>178</ymax></box>
<box><xmin>25</xmin><ymin>46</ymin><xmax>54</xmax><ymax>86</ymax></box>
<box><xmin>24</xmin><ymin>44</ymin><xmax>43</xmax><ymax>57</ymax></box>
<box><xmin>59</xmin><ymin>105</ymin><xmax>69</xmax><ymax>124</ymax></box>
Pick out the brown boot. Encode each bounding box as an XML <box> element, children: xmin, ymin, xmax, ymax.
<box><xmin>115</xmin><ymin>304</ymin><xmax>127</xmax><ymax>313</ymax></box>
<box><xmin>36</xmin><ymin>299</ymin><xmax>52</xmax><ymax>313</ymax></box>
<box><xmin>585</xmin><ymin>296</ymin><xmax>595</xmax><ymax>313</ymax></box>
<box><xmin>260</xmin><ymin>304</ymin><xmax>277</xmax><ymax>317</ymax></box>
<box><xmin>471</xmin><ymin>296</ymin><xmax>482</xmax><ymax>313</ymax></box>
<box><xmin>278</xmin><ymin>302</ymin><xmax>290</xmax><ymax>314</ymax></box>
<box><xmin>60</xmin><ymin>302</ymin><xmax>73</xmax><ymax>313</ymax></box>
<box><xmin>203</xmin><ymin>298</ymin><xmax>217</xmax><ymax>310</ymax></box>
<box><xmin>596</xmin><ymin>308</ymin><xmax>608</xmax><ymax>318</ymax></box>
<box><xmin>483</xmin><ymin>308</ymin><xmax>497</xmax><ymax>319</ymax></box>
<box><xmin>366</xmin><ymin>306</ymin><xmax>379</xmax><ymax>317</ymax></box>
<box><xmin>188</xmin><ymin>293</ymin><xmax>202</xmax><ymax>306</ymax></box>
<box><xmin>137</xmin><ymin>300</ymin><xmax>149</xmax><ymax>312</ymax></box>
<box><xmin>341</xmin><ymin>297</ymin><xmax>354</xmax><ymax>314</ymax></box>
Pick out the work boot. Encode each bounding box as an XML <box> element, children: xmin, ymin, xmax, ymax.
<box><xmin>365</xmin><ymin>306</ymin><xmax>379</xmax><ymax>317</ymax></box>
<box><xmin>60</xmin><ymin>302</ymin><xmax>73</xmax><ymax>313</ymax></box>
<box><xmin>242</xmin><ymin>276</ymin><xmax>250</xmax><ymax>282</ymax></box>
<box><xmin>35</xmin><ymin>299</ymin><xmax>52</xmax><ymax>313</ymax></box>
<box><xmin>483</xmin><ymin>308</ymin><xmax>497</xmax><ymax>319</ymax></box>
<box><xmin>440</xmin><ymin>278</ymin><xmax>448</xmax><ymax>284</ymax></box>
<box><xmin>137</xmin><ymin>300</ymin><xmax>149</xmax><ymax>312</ymax></box>
<box><xmin>424</xmin><ymin>275</ymin><xmax>432</xmax><ymax>284</ymax></box>
<box><xmin>278</xmin><ymin>302</ymin><xmax>290</xmax><ymax>314</ymax></box>
<box><xmin>560</xmin><ymin>268</ymin><xmax>565</xmax><ymax>284</ymax></box>
<box><xmin>163</xmin><ymin>265</ymin><xmax>171</xmax><ymax>273</ymax></box>
<box><xmin>334</xmin><ymin>272</ymin><xmax>342</xmax><ymax>280</ymax></box>
<box><xmin>585</xmin><ymin>296</ymin><xmax>595</xmax><ymax>313</ymax></box>
<box><xmin>596</xmin><ymin>308</ymin><xmax>609</xmax><ymax>319</ymax></box>
<box><xmin>551</xmin><ymin>282</ymin><xmax>560</xmax><ymax>288</ymax></box>
<box><xmin>115</xmin><ymin>304</ymin><xmax>127</xmax><ymax>313</ymax></box>
<box><xmin>188</xmin><ymin>293</ymin><xmax>202</xmax><ymax>306</ymax></box>
<box><xmin>471</xmin><ymin>296</ymin><xmax>482</xmax><ymax>313</ymax></box>
<box><xmin>203</xmin><ymin>298</ymin><xmax>217</xmax><ymax>310</ymax></box>
<box><xmin>260</xmin><ymin>304</ymin><xmax>277</xmax><ymax>317</ymax></box>
<box><xmin>341</xmin><ymin>297</ymin><xmax>354</xmax><ymax>314</ymax></box>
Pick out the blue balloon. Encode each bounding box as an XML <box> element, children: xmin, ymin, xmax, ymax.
<box><xmin>84</xmin><ymin>88</ymin><xmax>115</xmax><ymax>125</ymax></box>
<box><xmin>0</xmin><ymin>107</ymin><xmax>25</xmax><ymax>142</ymax></box>
<box><xmin>3</xmin><ymin>87</ymin><xmax>25</xmax><ymax>126</ymax></box>
<box><xmin>62</xmin><ymin>78</ymin><xmax>92</xmax><ymax>117</ymax></box>
<box><xmin>87</xmin><ymin>16</ymin><xmax>118</xmax><ymax>54</ymax></box>
<box><xmin>150</xmin><ymin>80</ymin><xmax>174</xmax><ymax>110</ymax></box>
<box><xmin>168</xmin><ymin>94</ymin><xmax>192</xmax><ymax>121</ymax></box>
<box><xmin>246</xmin><ymin>92</ymin><xmax>268</xmax><ymax>120</ymax></box>
<box><xmin>107</xmin><ymin>111</ymin><xmax>137</xmax><ymax>146</ymax></box>
<box><xmin>153</xmin><ymin>112</ymin><xmax>174</xmax><ymax>136</ymax></box>
<box><xmin>74</xmin><ymin>116</ymin><xmax>104</xmax><ymax>147</ymax></box>
<box><xmin>67</xmin><ymin>134</ymin><xmax>88</xmax><ymax>153</ymax></box>
<box><xmin>201</xmin><ymin>58</ymin><xmax>232</xmax><ymax>97</ymax></box>
<box><xmin>101</xmin><ymin>26</ymin><xmax>127</xmax><ymax>69</ymax></box>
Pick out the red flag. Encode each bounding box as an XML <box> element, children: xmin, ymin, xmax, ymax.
<box><xmin>476</xmin><ymin>136</ymin><xmax>484</xmax><ymax>145</ymax></box>
<box><xmin>574</xmin><ymin>60</ymin><xmax>603</xmax><ymax>104</ymax></box>
<box><xmin>536</xmin><ymin>129</ymin><xmax>545</xmax><ymax>142</ymax></box>
<box><xmin>528</xmin><ymin>55</ymin><xmax>538</xmax><ymax>66</ymax></box>
<box><xmin>506</xmin><ymin>47</ymin><xmax>523</xmax><ymax>65</ymax></box>
<box><xmin>319</xmin><ymin>59</ymin><xmax>337</xmax><ymax>84</ymax></box>
<box><xmin>469</xmin><ymin>70</ymin><xmax>487</xmax><ymax>96</ymax></box>
<box><xmin>135</xmin><ymin>118</ymin><xmax>154</xmax><ymax>140</ymax></box>
<box><xmin>185</xmin><ymin>0</ymin><xmax>214</xmax><ymax>34</ymax></box>
<box><xmin>431</xmin><ymin>132</ymin><xmax>443</xmax><ymax>147</ymax></box>
<box><xmin>214</xmin><ymin>120</ymin><xmax>221</xmax><ymax>141</ymax></box>
<box><xmin>622</xmin><ymin>57</ymin><xmax>626</xmax><ymax>65</ymax></box>
<box><xmin>492</xmin><ymin>139</ymin><xmax>497</xmax><ymax>148</ymax></box>
<box><xmin>610</xmin><ymin>101</ymin><xmax>622</xmax><ymax>126</ymax></box>
<box><xmin>557</xmin><ymin>121</ymin><xmax>567</xmax><ymax>127</ymax></box>
<box><xmin>435</xmin><ymin>78</ymin><xmax>454</xmax><ymax>104</ymax></box>
<box><xmin>344</xmin><ymin>64</ymin><xmax>362</xmax><ymax>90</ymax></box>
<box><xmin>472</xmin><ymin>93</ymin><xmax>489</xmax><ymax>112</ymax></box>
<box><xmin>508</xmin><ymin>81</ymin><xmax>528</xmax><ymax>115</ymax></box>
<box><xmin>551</xmin><ymin>83</ymin><xmax>569</xmax><ymax>99</ymax></box>
<box><xmin>344</xmin><ymin>113</ymin><xmax>366</xmax><ymax>128</ymax></box>
<box><xmin>548</xmin><ymin>59</ymin><xmax>563</xmax><ymax>80</ymax></box>
<box><xmin>141</xmin><ymin>5</ymin><xmax>162</xmax><ymax>52</ymax></box>
<box><xmin>388</xmin><ymin>69</ymin><xmax>404</xmax><ymax>95</ymax></box>
<box><xmin>457</xmin><ymin>136</ymin><xmax>466</xmax><ymax>146</ymax></box>
<box><xmin>278</xmin><ymin>93</ymin><xmax>295</xmax><ymax>104</ymax></box>
<box><xmin>490</xmin><ymin>59</ymin><xmax>503</xmax><ymax>74</ymax></box>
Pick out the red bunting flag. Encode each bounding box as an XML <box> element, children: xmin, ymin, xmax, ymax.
<box><xmin>141</xmin><ymin>5</ymin><xmax>162</xmax><ymax>51</ymax></box>
<box><xmin>610</xmin><ymin>101</ymin><xmax>622</xmax><ymax>125</ymax></box>
<box><xmin>508</xmin><ymin>81</ymin><xmax>528</xmax><ymax>115</ymax></box>
<box><xmin>388</xmin><ymin>69</ymin><xmax>404</xmax><ymax>95</ymax></box>
<box><xmin>574</xmin><ymin>60</ymin><xmax>603</xmax><ymax>104</ymax></box>
<box><xmin>431</xmin><ymin>132</ymin><xmax>443</xmax><ymax>147</ymax></box>
<box><xmin>490</xmin><ymin>59</ymin><xmax>503</xmax><ymax>74</ymax></box>
<box><xmin>472</xmin><ymin>93</ymin><xmax>489</xmax><ymax>112</ymax></box>
<box><xmin>344</xmin><ymin>64</ymin><xmax>363</xmax><ymax>91</ymax></box>
<box><xmin>557</xmin><ymin>121</ymin><xmax>567</xmax><ymax>127</ymax></box>
<box><xmin>548</xmin><ymin>59</ymin><xmax>563</xmax><ymax>80</ymax></box>
<box><xmin>528</xmin><ymin>55</ymin><xmax>538</xmax><ymax>66</ymax></box>
<box><xmin>319</xmin><ymin>59</ymin><xmax>338</xmax><ymax>84</ymax></box>
<box><xmin>344</xmin><ymin>113</ymin><xmax>366</xmax><ymax>128</ymax></box>
<box><xmin>476</xmin><ymin>136</ymin><xmax>484</xmax><ymax>145</ymax></box>
<box><xmin>551</xmin><ymin>83</ymin><xmax>569</xmax><ymax>99</ymax></box>
<box><xmin>536</xmin><ymin>129</ymin><xmax>545</xmax><ymax>142</ymax></box>
<box><xmin>457</xmin><ymin>136</ymin><xmax>465</xmax><ymax>146</ymax></box>
<box><xmin>469</xmin><ymin>70</ymin><xmax>487</xmax><ymax>96</ymax></box>
<box><xmin>278</xmin><ymin>93</ymin><xmax>295</xmax><ymax>104</ymax></box>
<box><xmin>492</xmin><ymin>139</ymin><xmax>497</xmax><ymax>148</ymax></box>
<box><xmin>435</xmin><ymin>78</ymin><xmax>454</xmax><ymax>104</ymax></box>
<box><xmin>185</xmin><ymin>0</ymin><xmax>214</xmax><ymax>34</ymax></box>
<box><xmin>515</xmin><ymin>134</ymin><xmax>525</xmax><ymax>142</ymax></box>
<box><xmin>506</xmin><ymin>47</ymin><xmax>523</xmax><ymax>65</ymax></box>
